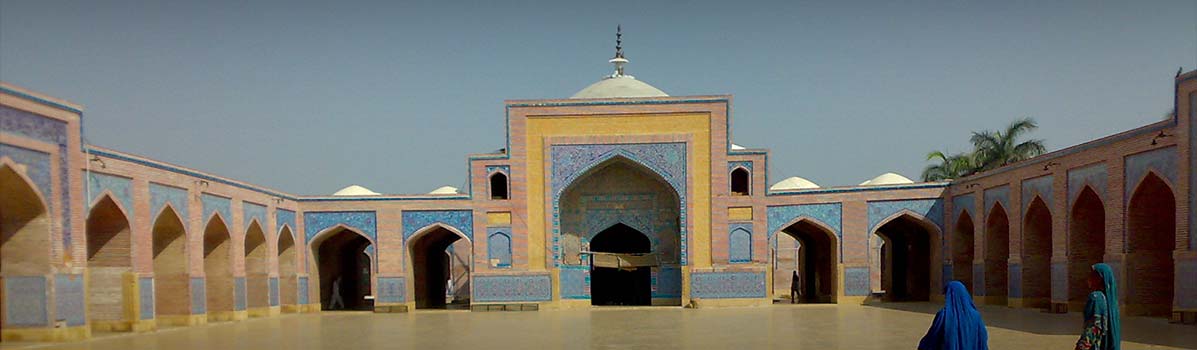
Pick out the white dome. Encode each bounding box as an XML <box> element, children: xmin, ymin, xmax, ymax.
<box><xmin>571</xmin><ymin>76</ymin><xmax>668</xmax><ymax>99</ymax></box>
<box><xmin>860</xmin><ymin>172</ymin><xmax>914</xmax><ymax>186</ymax></box>
<box><xmin>428</xmin><ymin>186</ymin><xmax>461</xmax><ymax>195</ymax></box>
<box><xmin>770</xmin><ymin>176</ymin><xmax>820</xmax><ymax>191</ymax></box>
<box><xmin>332</xmin><ymin>185</ymin><xmax>380</xmax><ymax>196</ymax></box>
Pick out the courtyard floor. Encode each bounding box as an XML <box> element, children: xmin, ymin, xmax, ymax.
<box><xmin>3</xmin><ymin>303</ymin><xmax>1195</xmax><ymax>349</ymax></box>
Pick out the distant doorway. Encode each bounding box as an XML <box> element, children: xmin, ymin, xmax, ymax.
<box><xmin>312</xmin><ymin>228</ymin><xmax>373</xmax><ymax>311</ymax></box>
<box><xmin>873</xmin><ymin>214</ymin><xmax>934</xmax><ymax>301</ymax></box>
<box><xmin>589</xmin><ymin>223</ymin><xmax>652</xmax><ymax>306</ymax></box>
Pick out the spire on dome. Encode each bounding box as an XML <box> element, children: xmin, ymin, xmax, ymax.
<box><xmin>609</xmin><ymin>25</ymin><xmax>629</xmax><ymax>78</ymax></box>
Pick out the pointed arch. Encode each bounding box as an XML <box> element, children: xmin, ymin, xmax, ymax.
<box><xmin>203</xmin><ymin>214</ymin><xmax>235</xmax><ymax>320</ymax></box>
<box><xmin>244</xmin><ymin>220</ymin><xmax>269</xmax><ymax>314</ymax></box>
<box><xmin>952</xmin><ymin>210</ymin><xmax>976</xmax><ymax>291</ymax></box>
<box><xmin>487</xmin><ymin>231</ymin><xmax>512</xmax><ymax>268</ymax></box>
<box><xmin>0</xmin><ymin>160</ymin><xmax>52</xmax><ymax>276</ymax></box>
<box><xmin>151</xmin><ymin>204</ymin><xmax>189</xmax><ymax>320</ymax></box>
<box><xmin>85</xmin><ymin>194</ymin><xmax>134</xmax><ymax>326</ymax></box>
<box><xmin>309</xmin><ymin>225</ymin><xmax>375</xmax><ymax>311</ymax></box>
<box><xmin>730</xmin><ymin>166</ymin><xmax>750</xmax><ymax>196</ymax></box>
<box><xmin>1067</xmin><ymin>186</ymin><xmax>1105</xmax><ymax>310</ymax></box>
<box><xmin>406</xmin><ymin>223</ymin><xmax>472</xmax><ymax>309</ymax></box>
<box><xmin>983</xmin><ymin>202</ymin><xmax>1010</xmax><ymax>304</ymax></box>
<box><xmin>1021</xmin><ymin>195</ymin><xmax>1052</xmax><ymax>309</ymax></box>
<box><xmin>871</xmin><ymin>212</ymin><xmax>938</xmax><ymax>301</ymax></box>
<box><xmin>489</xmin><ymin>171</ymin><xmax>509</xmax><ymax>200</ymax></box>
<box><xmin>1125</xmin><ymin>172</ymin><xmax>1176</xmax><ymax>316</ymax></box>
<box><xmin>776</xmin><ymin>217</ymin><xmax>839</xmax><ymax>303</ymax></box>
<box><xmin>277</xmin><ymin>225</ymin><xmax>298</xmax><ymax>309</ymax></box>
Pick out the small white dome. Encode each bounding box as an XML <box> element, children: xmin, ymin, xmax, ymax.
<box><xmin>770</xmin><ymin>176</ymin><xmax>820</xmax><ymax>191</ymax></box>
<box><xmin>571</xmin><ymin>76</ymin><xmax>668</xmax><ymax>99</ymax></box>
<box><xmin>332</xmin><ymin>185</ymin><xmax>380</xmax><ymax>196</ymax></box>
<box><xmin>731</xmin><ymin>144</ymin><xmax>746</xmax><ymax>150</ymax></box>
<box><xmin>428</xmin><ymin>186</ymin><xmax>461</xmax><ymax>195</ymax></box>
<box><xmin>860</xmin><ymin>172</ymin><xmax>914</xmax><ymax>186</ymax></box>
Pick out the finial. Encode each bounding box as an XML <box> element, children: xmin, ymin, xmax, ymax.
<box><xmin>609</xmin><ymin>25</ymin><xmax>629</xmax><ymax>78</ymax></box>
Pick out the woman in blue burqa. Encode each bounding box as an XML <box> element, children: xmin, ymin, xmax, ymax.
<box><xmin>1075</xmin><ymin>263</ymin><xmax>1121</xmax><ymax>350</ymax></box>
<box><xmin>918</xmin><ymin>281</ymin><xmax>988</xmax><ymax>350</ymax></box>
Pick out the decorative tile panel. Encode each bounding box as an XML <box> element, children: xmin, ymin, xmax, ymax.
<box><xmin>54</xmin><ymin>274</ymin><xmax>85</xmax><ymax>326</ymax></box>
<box><xmin>983</xmin><ymin>185</ymin><xmax>1010</xmax><ymax>217</ymax></box>
<box><xmin>4</xmin><ymin>276</ymin><xmax>47</xmax><ymax>326</ymax></box>
<box><xmin>268</xmin><ymin>277</ymin><xmax>280</xmax><ymax>306</ymax></box>
<box><xmin>767</xmin><ymin>203</ymin><xmax>842</xmax><ymax>239</ymax></box>
<box><xmin>487</xmin><ymin>227</ymin><xmax>512</xmax><ymax>268</ymax></box>
<box><xmin>655</xmin><ymin>266</ymin><xmax>682</xmax><ymax>298</ymax></box>
<box><xmin>190</xmin><ymin>278</ymin><xmax>206</xmax><ymax>314</ymax></box>
<box><xmin>234</xmin><ymin>277</ymin><xmax>246</xmax><ymax>311</ymax></box>
<box><xmin>376</xmin><ymin>277</ymin><xmax>405</xmax><ymax>303</ymax></box>
<box><xmin>1051</xmin><ymin>262</ymin><xmax>1067</xmax><ymax>302</ymax></box>
<box><xmin>844</xmin><ymin>267</ymin><xmax>870</xmax><ymax>296</ymax></box>
<box><xmin>486</xmin><ymin>165</ymin><xmax>510</xmax><ymax>175</ymax></box>
<box><xmin>87</xmin><ymin>172</ymin><xmax>133</xmax><ymax>217</ymax></box>
<box><xmin>402</xmin><ymin>210</ymin><xmax>473</xmax><ymax>241</ymax></box>
<box><xmin>1020</xmin><ymin>175</ymin><xmax>1053</xmax><ymax>216</ymax></box>
<box><xmin>1</xmin><ymin>105</ymin><xmax>69</xmax><ymax>145</ymax></box>
<box><xmin>951</xmin><ymin>195</ymin><xmax>975</xmax><ymax>224</ymax></box>
<box><xmin>1067</xmin><ymin>163</ymin><xmax>1107</xmax><ymax>205</ymax></box>
<box><xmin>690</xmin><ymin>271</ymin><xmax>766</xmax><ymax>299</ymax></box>
<box><xmin>728</xmin><ymin>223</ymin><xmax>752</xmax><ymax>264</ymax></box>
<box><xmin>727</xmin><ymin>161</ymin><xmax>752</xmax><ymax>172</ymax></box>
<box><xmin>243</xmin><ymin>201</ymin><xmax>267</xmax><ymax>230</ymax></box>
<box><xmin>201</xmin><ymin>193</ymin><xmax>232</xmax><ymax>225</ymax></box>
<box><xmin>139</xmin><ymin>277</ymin><xmax>154</xmax><ymax>320</ymax></box>
<box><xmin>1008</xmin><ymin>263</ymin><xmax>1022</xmax><ymax>298</ymax></box>
<box><xmin>150</xmin><ymin>183</ymin><xmax>189</xmax><ymax>220</ymax></box>
<box><xmin>275</xmin><ymin>209</ymin><xmax>296</xmax><ymax>234</ymax></box>
<box><xmin>867</xmin><ymin>199</ymin><xmax>944</xmax><ymax>233</ymax></box>
<box><xmin>297</xmin><ymin>276</ymin><xmax>309</xmax><ymax>305</ymax></box>
<box><xmin>1124</xmin><ymin>146</ymin><xmax>1178</xmax><ymax>200</ymax></box>
<box><xmin>0</xmin><ymin>105</ymin><xmax>70</xmax><ymax>246</ymax></box>
<box><xmin>559</xmin><ymin>267</ymin><xmax>589</xmax><ymax>299</ymax></box>
<box><xmin>473</xmin><ymin>274</ymin><xmax>552</xmax><ymax>302</ymax></box>
<box><xmin>550</xmin><ymin>142</ymin><xmax>688</xmax><ymax>265</ymax></box>
<box><xmin>304</xmin><ymin>211</ymin><xmax>377</xmax><ymax>242</ymax></box>
<box><xmin>0</xmin><ymin>144</ymin><xmax>52</xmax><ymax>207</ymax></box>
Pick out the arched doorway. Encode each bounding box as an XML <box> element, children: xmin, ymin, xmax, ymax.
<box><xmin>407</xmin><ymin>225</ymin><xmax>470</xmax><ymax>309</ymax></box>
<box><xmin>1126</xmin><ymin>173</ymin><xmax>1175</xmax><ymax>317</ymax></box>
<box><xmin>277</xmin><ymin>226</ymin><xmax>298</xmax><ymax>311</ymax></box>
<box><xmin>558</xmin><ymin>157</ymin><xmax>682</xmax><ymax>306</ymax></box>
<box><xmin>151</xmin><ymin>207</ymin><xmax>188</xmax><ymax>321</ymax></box>
<box><xmin>1021</xmin><ymin>197</ymin><xmax>1052</xmax><ymax>309</ymax></box>
<box><xmin>1</xmin><ymin>163</ymin><xmax>52</xmax><ymax>332</ymax></box>
<box><xmin>311</xmin><ymin>227</ymin><xmax>373</xmax><ymax>310</ymax></box>
<box><xmin>776</xmin><ymin>220</ymin><xmax>837</xmax><ymax>303</ymax></box>
<box><xmin>203</xmin><ymin>215</ymin><xmax>234</xmax><ymax>321</ymax></box>
<box><xmin>590</xmin><ymin>223</ymin><xmax>652</xmax><ymax>306</ymax></box>
<box><xmin>984</xmin><ymin>204</ymin><xmax>1010</xmax><ymax>305</ymax></box>
<box><xmin>952</xmin><ymin>211</ymin><xmax>975</xmax><ymax>291</ymax></box>
<box><xmin>244</xmin><ymin>221</ymin><xmax>268</xmax><ymax>315</ymax></box>
<box><xmin>873</xmin><ymin>214</ymin><xmax>934</xmax><ymax>301</ymax></box>
<box><xmin>1068</xmin><ymin>187</ymin><xmax>1105</xmax><ymax>310</ymax></box>
<box><xmin>86</xmin><ymin>195</ymin><xmax>133</xmax><ymax>329</ymax></box>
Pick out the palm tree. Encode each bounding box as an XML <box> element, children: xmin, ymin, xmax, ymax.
<box><xmin>921</xmin><ymin>151</ymin><xmax>976</xmax><ymax>181</ymax></box>
<box><xmin>969</xmin><ymin>117</ymin><xmax>1046</xmax><ymax>172</ymax></box>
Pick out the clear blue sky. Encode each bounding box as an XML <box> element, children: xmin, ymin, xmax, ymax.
<box><xmin>3</xmin><ymin>1</ymin><xmax>1196</xmax><ymax>195</ymax></box>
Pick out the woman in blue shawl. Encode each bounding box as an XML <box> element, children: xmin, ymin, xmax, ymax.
<box><xmin>919</xmin><ymin>281</ymin><xmax>988</xmax><ymax>350</ymax></box>
<box><xmin>1076</xmin><ymin>263</ymin><xmax>1121</xmax><ymax>350</ymax></box>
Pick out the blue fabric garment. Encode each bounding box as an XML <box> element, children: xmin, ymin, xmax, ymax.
<box><xmin>919</xmin><ymin>281</ymin><xmax>989</xmax><ymax>350</ymax></box>
<box><xmin>1093</xmin><ymin>263</ymin><xmax>1121</xmax><ymax>350</ymax></box>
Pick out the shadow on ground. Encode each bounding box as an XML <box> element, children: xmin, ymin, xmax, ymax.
<box><xmin>865</xmin><ymin>302</ymin><xmax>1196</xmax><ymax>349</ymax></box>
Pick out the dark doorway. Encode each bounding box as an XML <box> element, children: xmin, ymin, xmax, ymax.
<box><xmin>1021</xmin><ymin>197</ymin><xmax>1052</xmax><ymax>309</ymax></box>
<box><xmin>409</xmin><ymin>226</ymin><xmax>469</xmax><ymax>309</ymax></box>
<box><xmin>1068</xmin><ymin>187</ymin><xmax>1105</xmax><ymax>311</ymax></box>
<box><xmin>984</xmin><ymin>204</ymin><xmax>1010</xmax><ymax>305</ymax></box>
<box><xmin>778</xmin><ymin>220</ymin><xmax>837</xmax><ymax>303</ymax></box>
<box><xmin>314</xmin><ymin>228</ymin><xmax>373</xmax><ymax>311</ymax></box>
<box><xmin>952</xmin><ymin>211</ymin><xmax>975</xmax><ymax>291</ymax></box>
<box><xmin>590</xmin><ymin>223</ymin><xmax>652</xmax><ymax>306</ymax></box>
<box><xmin>875</xmin><ymin>215</ymin><xmax>933</xmax><ymax>301</ymax></box>
<box><xmin>1126</xmin><ymin>173</ymin><xmax>1175</xmax><ymax>317</ymax></box>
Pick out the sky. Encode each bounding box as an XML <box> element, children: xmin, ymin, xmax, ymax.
<box><xmin>2</xmin><ymin>1</ymin><xmax>1196</xmax><ymax>195</ymax></box>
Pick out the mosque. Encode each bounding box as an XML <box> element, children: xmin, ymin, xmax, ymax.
<box><xmin>1</xmin><ymin>37</ymin><xmax>1195</xmax><ymax>342</ymax></box>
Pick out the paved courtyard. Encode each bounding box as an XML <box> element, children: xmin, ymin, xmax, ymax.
<box><xmin>3</xmin><ymin>303</ymin><xmax>1195</xmax><ymax>350</ymax></box>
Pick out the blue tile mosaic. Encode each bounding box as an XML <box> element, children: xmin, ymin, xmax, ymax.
<box><xmin>4</xmin><ymin>276</ymin><xmax>47</xmax><ymax>326</ymax></box>
<box><xmin>1051</xmin><ymin>262</ymin><xmax>1067</xmax><ymax>302</ymax></box>
<box><xmin>654</xmin><ymin>266</ymin><xmax>682</xmax><ymax>298</ymax></box>
<box><xmin>376</xmin><ymin>277</ymin><xmax>405</xmax><ymax>303</ymax></box>
<box><xmin>304</xmin><ymin>211</ymin><xmax>377</xmax><ymax>243</ymax></box>
<box><xmin>983</xmin><ymin>185</ymin><xmax>1010</xmax><ymax>218</ymax></box>
<box><xmin>487</xmin><ymin>227</ymin><xmax>512</xmax><ymax>268</ymax></box>
<box><xmin>728</xmin><ymin>161</ymin><xmax>752</xmax><ymax>172</ymax></box>
<box><xmin>1008</xmin><ymin>263</ymin><xmax>1022</xmax><ymax>298</ymax></box>
<box><xmin>402</xmin><ymin>210</ymin><xmax>473</xmax><ymax>241</ymax></box>
<box><xmin>275</xmin><ymin>209</ymin><xmax>296</xmax><ymax>234</ymax></box>
<box><xmin>951</xmin><ymin>194</ymin><xmax>975</xmax><ymax>224</ymax></box>
<box><xmin>139</xmin><ymin>277</ymin><xmax>154</xmax><ymax>320</ymax></box>
<box><xmin>486</xmin><ymin>165</ymin><xmax>510</xmax><ymax>175</ymax></box>
<box><xmin>269</xmin><ymin>277</ymin><xmax>279</xmax><ymax>307</ymax></box>
<box><xmin>767</xmin><ymin>203</ymin><xmax>842</xmax><ymax>239</ymax></box>
<box><xmin>190</xmin><ymin>278</ymin><xmax>206</xmax><ymax>314</ymax></box>
<box><xmin>1021</xmin><ymin>175</ymin><xmax>1053</xmax><ymax>216</ymax></box>
<box><xmin>297</xmin><ymin>276</ymin><xmax>309</xmax><ymax>305</ymax></box>
<box><xmin>87</xmin><ymin>172</ymin><xmax>133</xmax><ymax>218</ymax></box>
<box><xmin>473</xmin><ymin>274</ymin><xmax>552</xmax><ymax>302</ymax></box>
<box><xmin>150</xmin><ymin>183</ymin><xmax>189</xmax><ymax>222</ymax></box>
<box><xmin>867</xmin><ymin>199</ymin><xmax>944</xmax><ymax>234</ymax></box>
<box><xmin>243</xmin><ymin>201</ymin><xmax>267</xmax><ymax>230</ymax></box>
<box><xmin>1125</xmin><ymin>146</ymin><xmax>1178</xmax><ymax>200</ymax></box>
<box><xmin>54</xmin><ymin>274</ymin><xmax>85</xmax><ymax>326</ymax></box>
<box><xmin>201</xmin><ymin>193</ymin><xmax>232</xmax><ymax>226</ymax></box>
<box><xmin>0</xmin><ymin>144</ymin><xmax>53</xmax><ymax>217</ymax></box>
<box><xmin>559</xmin><ymin>266</ymin><xmax>589</xmax><ymax>299</ymax></box>
<box><xmin>844</xmin><ymin>267</ymin><xmax>870</xmax><ymax>296</ymax></box>
<box><xmin>1</xmin><ymin>105</ymin><xmax>71</xmax><ymax>247</ymax></box>
<box><xmin>1067</xmin><ymin>163</ymin><xmax>1107</xmax><ymax>206</ymax></box>
<box><xmin>728</xmin><ymin>223</ymin><xmax>752</xmax><ymax>264</ymax></box>
<box><xmin>549</xmin><ymin>143</ymin><xmax>688</xmax><ymax>266</ymax></box>
<box><xmin>690</xmin><ymin>271</ymin><xmax>766</xmax><ymax>299</ymax></box>
<box><xmin>234</xmin><ymin>277</ymin><xmax>246</xmax><ymax>311</ymax></box>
